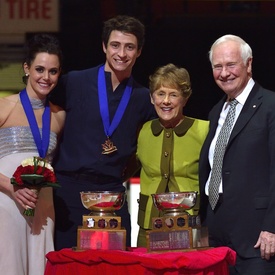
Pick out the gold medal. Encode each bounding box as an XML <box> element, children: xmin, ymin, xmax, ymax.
<box><xmin>101</xmin><ymin>138</ymin><xmax>117</xmax><ymax>155</ymax></box>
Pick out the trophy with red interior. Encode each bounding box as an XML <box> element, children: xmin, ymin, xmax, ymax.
<box><xmin>146</xmin><ymin>191</ymin><xmax>209</xmax><ymax>252</ymax></box>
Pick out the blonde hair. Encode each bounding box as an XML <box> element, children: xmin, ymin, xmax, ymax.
<box><xmin>149</xmin><ymin>63</ymin><xmax>192</xmax><ymax>98</ymax></box>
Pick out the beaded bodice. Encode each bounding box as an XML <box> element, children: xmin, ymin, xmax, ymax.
<box><xmin>0</xmin><ymin>126</ymin><xmax>57</xmax><ymax>161</ymax></box>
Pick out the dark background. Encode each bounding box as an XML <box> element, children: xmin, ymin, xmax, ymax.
<box><xmin>57</xmin><ymin>0</ymin><xmax>275</xmax><ymax>119</ymax></box>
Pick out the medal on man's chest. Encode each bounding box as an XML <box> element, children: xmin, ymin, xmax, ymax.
<box><xmin>102</xmin><ymin>137</ymin><xmax>117</xmax><ymax>155</ymax></box>
<box><xmin>98</xmin><ymin>65</ymin><xmax>133</xmax><ymax>156</ymax></box>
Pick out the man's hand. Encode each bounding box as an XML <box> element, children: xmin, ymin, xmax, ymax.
<box><xmin>254</xmin><ymin>231</ymin><xmax>275</xmax><ymax>260</ymax></box>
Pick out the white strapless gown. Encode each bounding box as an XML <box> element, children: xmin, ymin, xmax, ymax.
<box><xmin>0</xmin><ymin>127</ymin><xmax>57</xmax><ymax>275</ymax></box>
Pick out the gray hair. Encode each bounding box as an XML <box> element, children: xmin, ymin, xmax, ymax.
<box><xmin>209</xmin><ymin>34</ymin><xmax>252</xmax><ymax>65</ymax></box>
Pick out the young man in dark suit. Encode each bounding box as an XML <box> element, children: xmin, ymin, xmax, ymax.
<box><xmin>50</xmin><ymin>15</ymin><xmax>155</xmax><ymax>250</ymax></box>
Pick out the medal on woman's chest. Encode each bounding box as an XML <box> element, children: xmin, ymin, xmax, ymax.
<box><xmin>98</xmin><ymin>65</ymin><xmax>133</xmax><ymax>155</ymax></box>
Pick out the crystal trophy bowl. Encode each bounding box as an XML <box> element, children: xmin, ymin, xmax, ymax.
<box><xmin>80</xmin><ymin>191</ymin><xmax>126</xmax><ymax>216</ymax></box>
<box><xmin>151</xmin><ymin>191</ymin><xmax>197</xmax><ymax>216</ymax></box>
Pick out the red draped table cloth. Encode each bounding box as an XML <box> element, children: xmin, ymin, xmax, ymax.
<box><xmin>45</xmin><ymin>247</ymin><xmax>236</xmax><ymax>275</ymax></box>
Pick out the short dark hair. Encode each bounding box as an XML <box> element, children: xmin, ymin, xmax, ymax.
<box><xmin>102</xmin><ymin>15</ymin><xmax>145</xmax><ymax>50</ymax></box>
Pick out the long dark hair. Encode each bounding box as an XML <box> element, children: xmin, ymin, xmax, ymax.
<box><xmin>23</xmin><ymin>33</ymin><xmax>63</xmax><ymax>84</ymax></box>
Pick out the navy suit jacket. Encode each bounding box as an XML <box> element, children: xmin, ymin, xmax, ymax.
<box><xmin>199</xmin><ymin>82</ymin><xmax>275</xmax><ymax>257</ymax></box>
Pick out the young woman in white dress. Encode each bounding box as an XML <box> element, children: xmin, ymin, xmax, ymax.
<box><xmin>0</xmin><ymin>34</ymin><xmax>65</xmax><ymax>275</ymax></box>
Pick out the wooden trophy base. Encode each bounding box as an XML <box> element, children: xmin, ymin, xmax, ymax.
<box><xmin>76</xmin><ymin>215</ymin><xmax>126</xmax><ymax>251</ymax></box>
<box><xmin>146</xmin><ymin>228</ymin><xmax>193</xmax><ymax>252</ymax></box>
<box><xmin>146</xmin><ymin>214</ymin><xmax>209</xmax><ymax>253</ymax></box>
<box><xmin>77</xmin><ymin>227</ymin><xmax>126</xmax><ymax>251</ymax></box>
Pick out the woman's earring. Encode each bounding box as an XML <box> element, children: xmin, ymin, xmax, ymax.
<box><xmin>25</xmin><ymin>73</ymin><xmax>29</xmax><ymax>77</ymax></box>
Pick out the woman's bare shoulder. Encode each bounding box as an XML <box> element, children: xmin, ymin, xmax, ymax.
<box><xmin>0</xmin><ymin>94</ymin><xmax>20</xmax><ymax>124</ymax></box>
<box><xmin>49</xmin><ymin>102</ymin><xmax>66</xmax><ymax>135</ymax></box>
<box><xmin>0</xmin><ymin>94</ymin><xmax>19</xmax><ymax>110</ymax></box>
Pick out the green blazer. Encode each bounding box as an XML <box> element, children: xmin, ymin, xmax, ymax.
<box><xmin>137</xmin><ymin>117</ymin><xmax>209</xmax><ymax>229</ymax></box>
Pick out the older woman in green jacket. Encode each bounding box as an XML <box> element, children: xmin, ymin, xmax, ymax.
<box><xmin>137</xmin><ymin>63</ymin><xmax>209</xmax><ymax>247</ymax></box>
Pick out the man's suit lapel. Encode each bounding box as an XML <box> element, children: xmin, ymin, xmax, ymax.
<box><xmin>228</xmin><ymin>83</ymin><xmax>263</xmax><ymax>145</ymax></box>
<box><xmin>200</xmin><ymin>99</ymin><xmax>224</xmax><ymax>169</ymax></box>
<box><xmin>207</xmin><ymin>99</ymin><xmax>225</xmax><ymax>145</ymax></box>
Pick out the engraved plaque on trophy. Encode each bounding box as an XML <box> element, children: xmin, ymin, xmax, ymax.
<box><xmin>146</xmin><ymin>191</ymin><xmax>209</xmax><ymax>252</ymax></box>
<box><xmin>77</xmin><ymin>191</ymin><xmax>127</xmax><ymax>251</ymax></box>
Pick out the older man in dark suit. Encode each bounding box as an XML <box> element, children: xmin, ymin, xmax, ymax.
<box><xmin>199</xmin><ymin>34</ymin><xmax>275</xmax><ymax>274</ymax></box>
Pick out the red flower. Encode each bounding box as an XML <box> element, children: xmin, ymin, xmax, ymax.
<box><xmin>10</xmin><ymin>157</ymin><xmax>60</xmax><ymax>216</ymax></box>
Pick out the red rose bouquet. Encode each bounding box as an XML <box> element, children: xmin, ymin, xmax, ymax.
<box><xmin>11</xmin><ymin>156</ymin><xmax>60</xmax><ymax>216</ymax></box>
